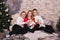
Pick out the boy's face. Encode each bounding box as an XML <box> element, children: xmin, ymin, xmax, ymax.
<box><xmin>33</xmin><ymin>10</ymin><xmax>37</xmax><ymax>16</ymax></box>
<box><xmin>21</xmin><ymin>13</ymin><xmax>26</xmax><ymax>18</ymax></box>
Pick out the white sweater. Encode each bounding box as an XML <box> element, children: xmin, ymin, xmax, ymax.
<box><xmin>34</xmin><ymin>16</ymin><xmax>44</xmax><ymax>24</ymax></box>
<box><xmin>34</xmin><ymin>16</ymin><xmax>45</xmax><ymax>27</ymax></box>
<box><xmin>15</xmin><ymin>16</ymin><xmax>25</xmax><ymax>27</ymax></box>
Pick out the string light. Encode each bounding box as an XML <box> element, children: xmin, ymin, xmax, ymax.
<box><xmin>0</xmin><ymin>12</ymin><xmax>2</xmax><ymax>15</ymax></box>
<box><xmin>5</xmin><ymin>8</ymin><xmax>9</xmax><ymax>12</ymax></box>
<box><xmin>3</xmin><ymin>24</ymin><xmax>5</xmax><ymax>27</ymax></box>
<box><xmin>2</xmin><ymin>2</ymin><xmax>5</xmax><ymax>4</ymax></box>
<box><xmin>8</xmin><ymin>19</ymin><xmax>10</xmax><ymax>22</ymax></box>
<box><xmin>1</xmin><ymin>7</ymin><xmax>3</xmax><ymax>10</ymax></box>
<box><xmin>6</xmin><ymin>13</ymin><xmax>8</xmax><ymax>16</ymax></box>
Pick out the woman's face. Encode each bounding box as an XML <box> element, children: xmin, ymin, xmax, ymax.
<box><xmin>21</xmin><ymin>13</ymin><xmax>26</xmax><ymax>18</ymax></box>
<box><xmin>33</xmin><ymin>10</ymin><xmax>37</xmax><ymax>16</ymax></box>
<box><xmin>28</xmin><ymin>12</ymin><xmax>32</xmax><ymax>17</ymax></box>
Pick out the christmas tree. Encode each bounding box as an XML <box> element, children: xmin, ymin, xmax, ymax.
<box><xmin>0</xmin><ymin>0</ymin><xmax>12</xmax><ymax>32</ymax></box>
<box><xmin>56</xmin><ymin>17</ymin><xmax>60</xmax><ymax>31</ymax></box>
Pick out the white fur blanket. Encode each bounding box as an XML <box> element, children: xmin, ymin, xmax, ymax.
<box><xmin>24</xmin><ymin>31</ymin><xmax>58</xmax><ymax>40</ymax></box>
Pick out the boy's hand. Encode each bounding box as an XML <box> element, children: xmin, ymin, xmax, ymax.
<box><xmin>35</xmin><ymin>22</ymin><xmax>41</xmax><ymax>25</ymax></box>
<box><xmin>40</xmin><ymin>24</ymin><xmax>45</xmax><ymax>27</ymax></box>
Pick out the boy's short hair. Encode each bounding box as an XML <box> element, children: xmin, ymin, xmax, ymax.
<box><xmin>33</xmin><ymin>9</ymin><xmax>37</xmax><ymax>11</ymax></box>
<box><xmin>20</xmin><ymin>11</ymin><xmax>26</xmax><ymax>16</ymax></box>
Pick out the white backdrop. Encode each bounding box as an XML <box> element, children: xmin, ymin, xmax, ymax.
<box><xmin>10</xmin><ymin>0</ymin><xmax>60</xmax><ymax>31</ymax></box>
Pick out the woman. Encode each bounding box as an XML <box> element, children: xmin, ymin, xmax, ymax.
<box><xmin>24</xmin><ymin>10</ymin><xmax>35</xmax><ymax>33</ymax></box>
<box><xmin>9</xmin><ymin>11</ymin><xmax>28</xmax><ymax>35</ymax></box>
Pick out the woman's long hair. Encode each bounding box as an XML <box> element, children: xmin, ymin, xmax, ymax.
<box><xmin>26</xmin><ymin>10</ymin><xmax>34</xmax><ymax>19</ymax></box>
